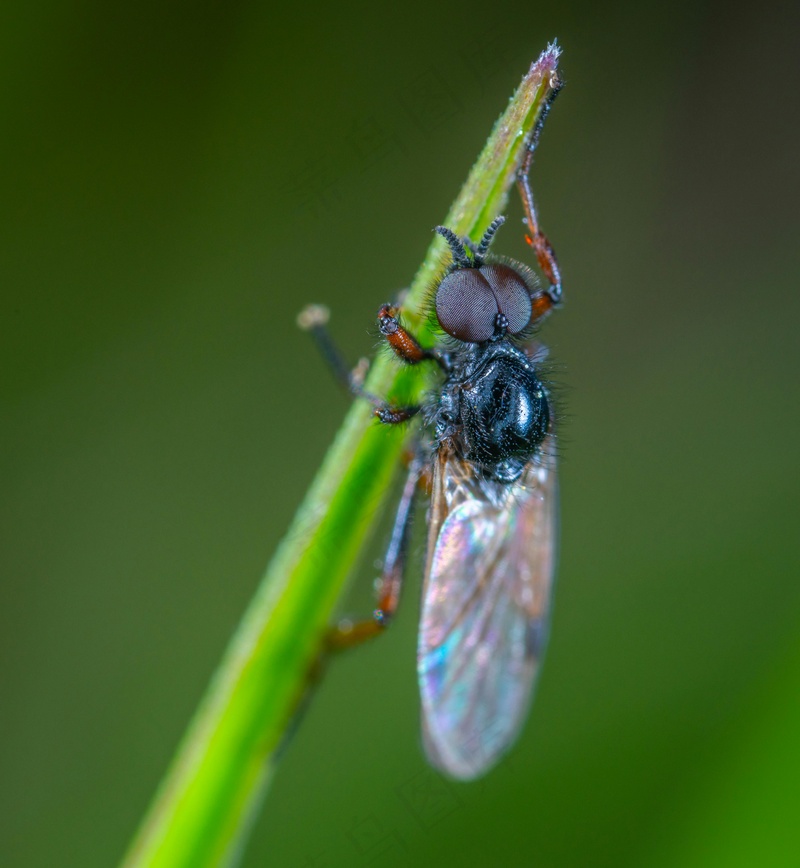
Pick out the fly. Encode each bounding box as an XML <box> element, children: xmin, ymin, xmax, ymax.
<box><xmin>299</xmin><ymin>66</ymin><xmax>563</xmax><ymax>780</ymax></box>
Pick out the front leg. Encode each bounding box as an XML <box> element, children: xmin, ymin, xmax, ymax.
<box><xmin>298</xmin><ymin>302</ymin><xmax>442</xmax><ymax>424</ymax></box>
<box><xmin>371</xmin><ymin>304</ymin><xmax>448</xmax><ymax>425</ymax></box>
<box><xmin>377</xmin><ymin>304</ymin><xmax>448</xmax><ymax>370</ymax></box>
<box><xmin>516</xmin><ymin>78</ymin><xmax>564</xmax><ymax>319</ymax></box>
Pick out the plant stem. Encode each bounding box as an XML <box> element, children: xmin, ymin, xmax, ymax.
<box><xmin>121</xmin><ymin>43</ymin><xmax>562</xmax><ymax>868</ymax></box>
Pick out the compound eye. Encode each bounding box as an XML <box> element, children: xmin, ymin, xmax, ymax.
<box><xmin>480</xmin><ymin>264</ymin><xmax>533</xmax><ymax>335</ymax></box>
<box><xmin>435</xmin><ymin>269</ymin><xmax>497</xmax><ymax>342</ymax></box>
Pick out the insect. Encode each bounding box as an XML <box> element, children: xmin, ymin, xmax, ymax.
<box><xmin>299</xmin><ymin>74</ymin><xmax>563</xmax><ymax>780</ymax></box>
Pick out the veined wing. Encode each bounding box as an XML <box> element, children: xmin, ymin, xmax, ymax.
<box><xmin>417</xmin><ymin>438</ymin><xmax>558</xmax><ymax>779</ymax></box>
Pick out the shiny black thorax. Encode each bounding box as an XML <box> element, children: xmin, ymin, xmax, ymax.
<box><xmin>434</xmin><ymin>340</ymin><xmax>549</xmax><ymax>483</ymax></box>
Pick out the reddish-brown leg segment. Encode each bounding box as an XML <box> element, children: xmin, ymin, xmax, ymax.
<box><xmin>326</xmin><ymin>451</ymin><xmax>423</xmax><ymax>650</ymax></box>
<box><xmin>377</xmin><ymin>304</ymin><xmax>448</xmax><ymax>370</ymax></box>
<box><xmin>378</xmin><ymin>304</ymin><xmax>431</xmax><ymax>363</ymax></box>
<box><xmin>370</xmin><ymin>304</ymin><xmax>448</xmax><ymax>423</ymax></box>
<box><xmin>298</xmin><ymin>304</ymin><xmax>436</xmax><ymax>649</ymax></box>
<box><xmin>516</xmin><ymin>78</ymin><xmax>564</xmax><ymax>321</ymax></box>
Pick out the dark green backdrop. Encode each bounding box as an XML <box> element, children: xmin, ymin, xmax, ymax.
<box><xmin>3</xmin><ymin>0</ymin><xmax>800</xmax><ymax>865</ymax></box>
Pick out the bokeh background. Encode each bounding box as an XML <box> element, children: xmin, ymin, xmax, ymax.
<box><xmin>2</xmin><ymin>0</ymin><xmax>800</xmax><ymax>865</ymax></box>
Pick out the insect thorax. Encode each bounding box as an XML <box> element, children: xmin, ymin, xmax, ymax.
<box><xmin>435</xmin><ymin>342</ymin><xmax>549</xmax><ymax>483</ymax></box>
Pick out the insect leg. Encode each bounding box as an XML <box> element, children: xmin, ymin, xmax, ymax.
<box><xmin>377</xmin><ymin>304</ymin><xmax>448</xmax><ymax>370</ymax></box>
<box><xmin>516</xmin><ymin>79</ymin><xmax>563</xmax><ymax>319</ymax></box>
<box><xmin>297</xmin><ymin>303</ymin><xmax>409</xmax><ymax>419</ymax></box>
<box><xmin>326</xmin><ymin>450</ymin><xmax>423</xmax><ymax>651</ymax></box>
<box><xmin>375</xmin><ymin>404</ymin><xmax>421</xmax><ymax>424</ymax></box>
<box><xmin>298</xmin><ymin>303</ymin><xmax>440</xmax><ymax>423</ymax></box>
<box><xmin>369</xmin><ymin>303</ymin><xmax>449</xmax><ymax>424</ymax></box>
<box><xmin>297</xmin><ymin>304</ymin><xmax>374</xmax><ymax>398</ymax></box>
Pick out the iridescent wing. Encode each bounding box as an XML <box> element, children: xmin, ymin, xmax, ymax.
<box><xmin>417</xmin><ymin>437</ymin><xmax>558</xmax><ymax>779</ymax></box>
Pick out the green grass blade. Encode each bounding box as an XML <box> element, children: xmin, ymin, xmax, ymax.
<box><xmin>121</xmin><ymin>42</ymin><xmax>562</xmax><ymax>868</ymax></box>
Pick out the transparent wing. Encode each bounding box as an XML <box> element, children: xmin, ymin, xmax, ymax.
<box><xmin>417</xmin><ymin>438</ymin><xmax>558</xmax><ymax>780</ymax></box>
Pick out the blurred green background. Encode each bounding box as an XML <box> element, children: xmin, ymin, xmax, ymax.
<box><xmin>2</xmin><ymin>0</ymin><xmax>800</xmax><ymax>865</ymax></box>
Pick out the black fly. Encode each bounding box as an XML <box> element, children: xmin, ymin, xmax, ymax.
<box><xmin>299</xmin><ymin>63</ymin><xmax>563</xmax><ymax>779</ymax></box>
